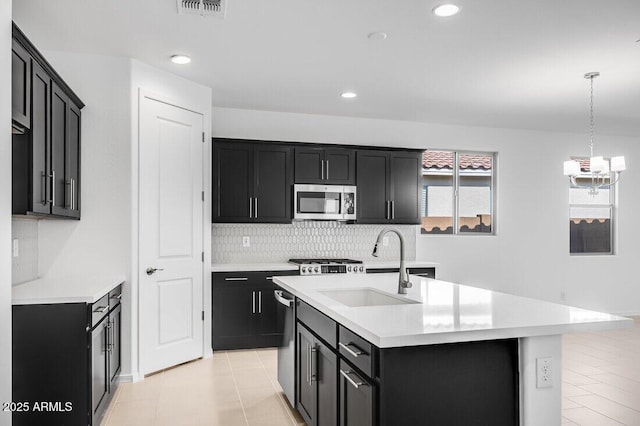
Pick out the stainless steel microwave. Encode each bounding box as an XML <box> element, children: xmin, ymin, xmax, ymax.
<box><xmin>293</xmin><ymin>184</ymin><xmax>356</xmax><ymax>221</ymax></box>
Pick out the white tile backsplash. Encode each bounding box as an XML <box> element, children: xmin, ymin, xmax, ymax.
<box><xmin>12</xmin><ymin>218</ymin><xmax>39</xmax><ymax>285</ymax></box>
<box><xmin>212</xmin><ymin>222</ymin><xmax>416</xmax><ymax>264</ymax></box>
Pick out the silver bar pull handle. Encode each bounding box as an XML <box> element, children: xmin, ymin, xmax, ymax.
<box><xmin>252</xmin><ymin>291</ymin><xmax>256</xmax><ymax>313</ymax></box>
<box><xmin>254</xmin><ymin>197</ymin><xmax>258</xmax><ymax>218</ymax></box>
<box><xmin>310</xmin><ymin>345</ymin><xmax>318</xmax><ymax>382</ymax></box>
<box><xmin>111</xmin><ymin>293</ymin><xmax>123</xmax><ymax>300</ymax></box>
<box><xmin>41</xmin><ymin>171</ymin><xmax>47</xmax><ymax>205</ymax></box>
<box><xmin>93</xmin><ymin>305</ymin><xmax>108</xmax><ymax>314</ymax></box>
<box><xmin>391</xmin><ymin>200</ymin><xmax>395</xmax><ymax>220</ymax></box>
<box><xmin>326</xmin><ymin>160</ymin><xmax>329</xmax><ymax>180</ymax></box>
<box><xmin>258</xmin><ymin>290</ymin><xmax>262</xmax><ymax>313</ymax></box>
<box><xmin>307</xmin><ymin>344</ymin><xmax>312</xmax><ymax>385</ymax></box>
<box><xmin>50</xmin><ymin>170</ymin><xmax>56</xmax><ymax>206</ymax></box>
<box><xmin>321</xmin><ymin>160</ymin><xmax>325</xmax><ymax>180</ymax></box>
<box><xmin>224</xmin><ymin>277</ymin><xmax>248</xmax><ymax>281</ymax></box>
<box><xmin>66</xmin><ymin>180</ymin><xmax>71</xmax><ymax>209</ymax></box>
<box><xmin>339</xmin><ymin>342</ymin><xmax>367</xmax><ymax>358</ymax></box>
<box><xmin>249</xmin><ymin>197</ymin><xmax>253</xmax><ymax>218</ymax></box>
<box><xmin>71</xmin><ymin>178</ymin><xmax>75</xmax><ymax>210</ymax></box>
<box><xmin>340</xmin><ymin>369</ymin><xmax>368</xmax><ymax>389</ymax></box>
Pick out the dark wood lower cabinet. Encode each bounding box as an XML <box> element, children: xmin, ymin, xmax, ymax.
<box><xmin>339</xmin><ymin>360</ymin><xmax>375</xmax><ymax>426</ymax></box>
<box><xmin>296</xmin><ymin>324</ymin><xmax>338</xmax><ymax>426</ymax></box>
<box><xmin>212</xmin><ymin>271</ymin><xmax>298</xmax><ymax>350</ymax></box>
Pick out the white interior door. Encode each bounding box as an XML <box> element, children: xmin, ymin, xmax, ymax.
<box><xmin>139</xmin><ymin>95</ymin><xmax>204</xmax><ymax>375</ymax></box>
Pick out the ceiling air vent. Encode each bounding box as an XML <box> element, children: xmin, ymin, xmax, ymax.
<box><xmin>177</xmin><ymin>0</ymin><xmax>226</xmax><ymax>18</ymax></box>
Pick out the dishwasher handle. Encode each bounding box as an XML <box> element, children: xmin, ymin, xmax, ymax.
<box><xmin>274</xmin><ymin>290</ymin><xmax>294</xmax><ymax>308</ymax></box>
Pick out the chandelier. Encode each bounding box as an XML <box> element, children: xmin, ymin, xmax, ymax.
<box><xmin>563</xmin><ymin>72</ymin><xmax>626</xmax><ymax>195</ymax></box>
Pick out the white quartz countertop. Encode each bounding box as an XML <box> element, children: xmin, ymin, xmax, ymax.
<box><xmin>273</xmin><ymin>273</ymin><xmax>632</xmax><ymax>348</ymax></box>
<box><xmin>12</xmin><ymin>274</ymin><xmax>126</xmax><ymax>305</ymax></box>
<box><xmin>210</xmin><ymin>260</ymin><xmax>438</xmax><ymax>272</ymax></box>
<box><xmin>211</xmin><ymin>263</ymin><xmax>298</xmax><ymax>272</ymax></box>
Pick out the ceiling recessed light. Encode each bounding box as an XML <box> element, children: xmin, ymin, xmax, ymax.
<box><xmin>341</xmin><ymin>91</ymin><xmax>357</xmax><ymax>99</ymax></box>
<box><xmin>368</xmin><ymin>32</ymin><xmax>388</xmax><ymax>41</ymax></box>
<box><xmin>432</xmin><ymin>4</ymin><xmax>460</xmax><ymax>17</ymax></box>
<box><xmin>170</xmin><ymin>54</ymin><xmax>191</xmax><ymax>65</ymax></box>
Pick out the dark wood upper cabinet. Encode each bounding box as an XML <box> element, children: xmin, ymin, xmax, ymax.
<box><xmin>11</xmin><ymin>22</ymin><xmax>84</xmax><ymax>219</ymax></box>
<box><xmin>213</xmin><ymin>139</ymin><xmax>293</xmax><ymax>223</ymax></box>
<box><xmin>356</xmin><ymin>150</ymin><xmax>421</xmax><ymax>224</ymax></box>
<box><xmin>294</xmin><ymin>147</ymin><xmax>355</xmax><ymax>185</ymax></box>
<box><xmin>11</xmin><ymin>39</ymin><xmax>31</xmax><ymax>132</ymax></box>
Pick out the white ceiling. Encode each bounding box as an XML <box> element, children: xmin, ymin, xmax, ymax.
<box><xmin>12</xmin><ymin>0</ymin><xmax>640</xmax><ymax>136</ymax></box>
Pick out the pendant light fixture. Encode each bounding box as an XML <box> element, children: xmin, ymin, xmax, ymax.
<box><xmin>563</xmin><ymin>72</ymin><xmax>626</xmax><ymax>195</ymax></box>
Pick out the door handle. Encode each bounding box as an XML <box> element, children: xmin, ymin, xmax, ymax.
<box><xmin>258</xmin><ymin>290</ymin><xmax>262</xmax><ymax>313</ymax></box>
<box><xmin>50</xmin><ymin>170</ymin><xmax>55</xmax><ymax>206</ymax></box>
<box><xmin>249</xmin><ymin>197</ymin><xmax>253</xmax><ymax>218</ymax></box>
<box><xmin>41</xmin><ymin>171</ymin><xmax>48</xmax><ymax>205</ymax></box>
<box><xmin>252</xmin><ymin>291</ymin><xmax>256</xmax><ymax>314</ymax></box>
<box><xmin>321</xmin><ymin>160</ymin><xmax>325</xmax><ymax>180</ymax></box>
<box><xmin>339</xmin><ymin>342</ymin><xmax>367</xmax><ymax>358</ymax></box>
<box><xmin>326</xmin><ymin>160</ymin><xmax>329</xmax><ymax>180</ymax></box>
<box><xmin>254</xmin><ymin>198</ymin><xmax>258</xmax><ymax>218</ymax></box>
<box><xmin>310</xmin><ymin>345</ymin><xmax>318</xmax><ymax>382</ymax></box>
<box><xmin>146</xmin><ymin>267</ymin><xmax>164</xmax><ymax>275</ymax></box>
<box><xmin>391</xmin><ymin>200</ymin><xmax>395</xmax><ymax>220</ymax></box>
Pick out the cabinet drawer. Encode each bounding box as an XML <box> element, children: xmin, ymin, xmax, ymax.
<box><xmin>339</xmin><ymin>326</ymin><xmax>375</xmax><ymax>378</ymax></box>
<box><xmin>91</xmin><ymin>294</ymin><xmax>109</xmax><ymax>327</ymax></box>
<box><xmin>297</xmin><ymin>300</ymin><xmax>337</xmax><ymax>349</ymax></box>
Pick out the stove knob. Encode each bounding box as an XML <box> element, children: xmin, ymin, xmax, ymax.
<box><xmin>347</xmin><ymin>266</ymin><xmax>352</xmax><ymax>272</ymax></box>
<box><xmin>301</xmin><ymin>267</ymin><xmax>306</xmax><ymax>274</ymax></box>
<box><xmin>359</xmin><ymin>266</ymin><xmax>364</xmax><ymax>272</ymax></box>
<box><xmin>314</xmin><ymin>267</ymin><xmax>319</xmax><ymax>273</ymax></box>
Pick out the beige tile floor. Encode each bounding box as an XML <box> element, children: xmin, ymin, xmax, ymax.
<box><xmin>562</xmin><ymin>316</ymin><xmax>640</xmax><ymax>426</ymax></box>
<box><xmin>103</xmin><ymin>317</ymin><xmax>639</xmax><ymax>426</ymax></box>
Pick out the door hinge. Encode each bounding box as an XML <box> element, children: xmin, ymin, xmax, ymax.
<box><xmin>201</xmin><ymin>252</ymin><xmax>204</xmax><ymax>262</ymax></box>
<box><xmin>202</xmin><ymin>311</ymin><xmax>205</xmax><ymax>321</ymax></box>
<box><xmin>202</xmin><ymin>132</ymin><xmax>205</xmax><ymax>143</ymax></box>
<box><xmin>202</xmin><ymin>191</ymin><xmax>205</xmax><ymax>202</ymax></box>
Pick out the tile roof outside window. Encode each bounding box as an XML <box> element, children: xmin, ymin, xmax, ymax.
<box><xmin>423</xmin><ymin>150</ymin><xmax>492</xmax><ymax>170</ymax></box>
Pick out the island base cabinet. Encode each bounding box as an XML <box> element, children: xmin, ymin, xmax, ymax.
<box><xmin>297</xmin><ymin>324</ymin><xmax>338</xmax><ymax>426</ymax></box>
<box><xmin>378</xmin><ymin>339</ymin><xmax>519</xmax><ymax>426</ymax></box>
<box><xmin>339</xmin><ymin>360</ymin><xmax>375</xmax><ymax>426</ymax></box>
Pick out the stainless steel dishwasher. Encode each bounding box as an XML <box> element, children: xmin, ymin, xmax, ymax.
<box><xmin>274</xmin><ymin>288</ymin><xmax>296</xmax><ymax>406</ymax></box>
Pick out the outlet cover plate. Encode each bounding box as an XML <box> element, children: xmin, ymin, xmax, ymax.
<box><xmin>536</xmin><ymin>356</ymin><xmax>553</xmax><ymax>388</ymax></box>
<box><xmin>242</xmin><ymin>236</ymin><xmax>250</xmax><ymax>248</ymax></box>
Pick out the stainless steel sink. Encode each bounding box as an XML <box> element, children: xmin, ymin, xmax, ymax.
<box><xmin>318</xmin><ymin>288</ymin><xmax>420</xmax><ymax>307</ymax></box>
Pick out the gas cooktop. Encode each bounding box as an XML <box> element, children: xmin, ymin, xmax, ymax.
<box><xmin>288</xmin><ymin>258</ymin><xmax>365</xmax><ymax>275</ymax></box>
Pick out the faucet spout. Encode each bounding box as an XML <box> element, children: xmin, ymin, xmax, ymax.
<box><xmin>372</xmin><ymin>228</ymin><xmax>412</xmax><ymax>294</ymax></box>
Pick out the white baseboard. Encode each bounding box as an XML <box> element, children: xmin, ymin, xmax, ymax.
<box><xmin>118</xmin><ymin>372</ymin><xmax>142</xmax><ymax>383</ymax></box>
<box><xmin>611</xmin><ymin>311</ymin><xmax>640</xmax><ymax>318</ymax></box>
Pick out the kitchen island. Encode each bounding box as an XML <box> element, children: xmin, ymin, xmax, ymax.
<box><xmin>273</xmin><ymin>273</ymin><xmax>632</xmax><ymax>426</ymax></box>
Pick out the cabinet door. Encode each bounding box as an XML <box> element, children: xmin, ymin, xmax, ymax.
<box><xmin>254</xmin><ymin>145</ymin><xmax>292</xmax><ymax>223</ymax></box>
<box><xmin>11</xmin><ymin>39</ymin><xmax>30</xmax><ymax>130</ymax></box>
<box><xmin>356</xmin><ymin>150</ymin><xmax>389</xmax><ymax>224</ymax></box>
<box><xmin>65</xmin><ymin>103</ymin><xmax>81</xmax><ymax>218</ymax></box>
<box><xmin>294</xmin><ymin>147</ymin><xmax>324</xmax><ymax>183</ymax></box>
<box><xmin>255</xmin><ymin>285</ymin><xmax>283</xmax><ymax>345</ymax></box>
<box><xmin>92</xmin><ymin>321</ymin><xmax>109</xmax><ymax>416</ymax></box>
<box><xmin>316</xmin><ymin>338</ymin><xmax>338</xmax><ymax>426</ymax></box>
<box><xmin>109</xmin><ymin>304</ymin><xmax>122</xmax><ymax>387</ymax></box>
<box><xmin>28</xmin><ymin>61</ymin><xmax>51</xmax><ymax>214</ymax></box>
<box><xmin>324</xmin><ymin>148</ymin><xmax>355</xmax><ymax>185</ymax></box>
<box><xmin>213</xmin><ymin>141</ymin><xmax>253</xmax><ymax>222</ymax></box>
<box><xmin>389</xmin><ymin>152</ymin><xmax>421</xmax><ymax>224</ymax></box>
<box><xmin>212</xmin><ymin>285</ymin><xmax>255</xmax><ymax>349</ymax></box>
<box><xmin>297</xmin><ymin>325</ymin><xmax>316</xmax><ymax>425</ymax></box>
<box><xmin>51</xmin><ymin>83</ymin><xmax>72</xmax><ymax>217</ymax></box>
<box><xmin>339</xmin><ymin>361</ymin><xmax>374</xmax><ymax>426</ymax></box>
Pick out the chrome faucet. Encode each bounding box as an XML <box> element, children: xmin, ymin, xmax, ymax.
<box><xmin>372</xmin><ymin>228</ymin><xmax>412</xmax><ymax>294</ymax></box>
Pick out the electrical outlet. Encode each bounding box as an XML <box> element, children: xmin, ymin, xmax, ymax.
<box><xmin>536</xmin><ymin>356</ymin><xmax>553</xmax><ymax>388</ymax></box>
<box><xmin>242</xmin><ymin>236</ymin><xmax>250</xmax><ymax>248</ymax></box>
<box><xmin>382</xmin><ymin>236</ymin><xmax>389</xmax><ymax>247</ymax></box>
<box><xmin>12</xmin><ymin>239</ymin><xmax>19</xmax><ymax>257</ymax></box>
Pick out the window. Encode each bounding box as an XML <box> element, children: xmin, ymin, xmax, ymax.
<box><xmin>569</xmin><ymin>158</ymin><xmax>614</xmax><ymax>255</ymax></box>
<box><xmin>420</xmin><ymin>150</ymin><xmax>495</xmax><ymax>235</ymax></box>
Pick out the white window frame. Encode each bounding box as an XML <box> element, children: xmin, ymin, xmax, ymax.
<box><xmin>420</xmin><ymin>150</ymin><xmax>497</xmax><ymax>236</ymax></box>
<box><xmin>569</xmin><ymin>165</ymin><xmax>617</xmax><ymax>256</ymax></box>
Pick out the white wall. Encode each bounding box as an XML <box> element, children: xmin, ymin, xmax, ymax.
<box><xmin>212</xmin><ymin>107</ymin><xmax>640</xmax><ymax>315</ymax></box>
<box><xmin>131</xmin><ymin>60</ymin><xmax>213</xmax><ymax>376</ymax></box>
<box><xmin>37</xmin><ymin>52</ymin><xmax>134</xmax><ymax>376</ymax></box>
<box><xmin>1</xmin><ymin>3</ymin><xmax>12</xmax><ymax>425</ymax></box>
